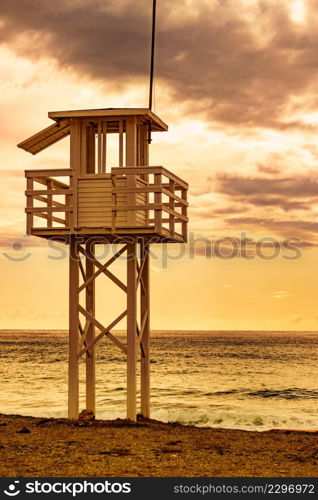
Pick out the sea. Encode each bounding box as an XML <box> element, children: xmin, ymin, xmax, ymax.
<box><xmin>1</xmin><ymin>330</ymin><xmax>318</xmax><ymax>431</ymax></box>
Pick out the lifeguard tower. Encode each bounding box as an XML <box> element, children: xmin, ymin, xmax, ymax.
<box><xmin>18</xmin><ymin>108</ymin><xmax>188</xmax><ymax>421</ymax></box>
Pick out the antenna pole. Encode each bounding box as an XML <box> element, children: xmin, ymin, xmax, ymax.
<box><xmin>149</xmin><ymin>0</ymin><xmax>157</xmax><ymax>111</ymax></box>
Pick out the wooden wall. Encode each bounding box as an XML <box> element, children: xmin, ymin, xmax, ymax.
<box><xmin>77</xmin><ymin>175</ymin><xmax>147</xmax><ymax>228</ymax></box>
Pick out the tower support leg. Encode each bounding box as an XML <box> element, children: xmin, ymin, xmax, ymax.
<box><xmin>140</xmin><ymin>242</ymin><xmax>150</xmax><ymax>418</ymax></box>
<box><xmin>127</xmin><ymin>242</ymin><xmax>137</xmax><ymax>421</ymax></box>
<box><xmin>68</xmin><ymin>235</ymin><xmax>79</xmax><ymax>419</ymax></box>
<box><xmin>85</xmin><ymin>242</ymin><xmax>95</xmax><ymax>414</ymax></box>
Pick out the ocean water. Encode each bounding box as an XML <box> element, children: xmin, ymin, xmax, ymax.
<box><xmin>1</xmin><ymin>330</ymin><xmax>318</xmax><ymax>431</ymax></box>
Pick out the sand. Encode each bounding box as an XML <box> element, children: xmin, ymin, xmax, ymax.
<box><xmin>0</xmin><ymin>413</ymin><xmax>318</xmax><ymax>477</ymax></box>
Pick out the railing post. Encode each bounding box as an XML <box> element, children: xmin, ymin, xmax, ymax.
<box><xmin>26</xmin><ymin>177</ymin><xmax>33</xmax><ymax>234</ymax></box>
<box><xmin>47</xmin><ymin>179</ymin><xmax>53</xmax><ymax>228</ymax></box>
<box><xmin>111</xmin><ymin>172</ymin><xmax>117</xmax><ymax>233</ymax></box>
<box><xmin>181</xmin><ymin>187</ymin><xmax>188</xmax><ymax>242</ymax></box>
<box><xmin>154</xmin><ymin>172</ymin><xmax>162</xmax><ymax>234</ymax></box>
<box><xmin>169</xmin><ymin>179</ymin><xmax>175</xmax><ymax>237</ymax></box>
<box><xmin>69</xmin><ymin>172</ymin><xmax>75</xmax><ymax>230</ymax></box>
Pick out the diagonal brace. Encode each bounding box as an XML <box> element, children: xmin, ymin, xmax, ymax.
<box><xmin>78</xmin><ymin>305</ymin><xmax>127</xmax><ymax>357</ymax></box>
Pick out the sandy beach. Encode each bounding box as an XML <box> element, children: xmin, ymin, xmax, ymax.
<box><xmin>0</xmin><ymin>413</ymin><xmax>318</xmax><ymax>477</ymax></box>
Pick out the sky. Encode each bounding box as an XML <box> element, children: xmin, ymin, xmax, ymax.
<box><xmin>0</xmin><ymin>0</ymin><xmax>317</xmax><ymax>330</ymax></box>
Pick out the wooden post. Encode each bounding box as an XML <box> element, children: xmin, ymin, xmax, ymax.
<box><xmin>68</xmin><ymin>235</ymin><xmax>79</xmax><ymax>419</ymax></box>
<box><xmin>87</xmin><ymin>123</ymin><xmax>96</xmax><ymax>175</ymax></box>
<box><xmin>102</xmin><ymin>121</ymin><xmax>107</xmax><ymax>173</ymax></box>
<box><xmin>70</xmin><ymin>119</ymin><xmax>81</xmax><ymax>228</ymax></box>
<box><xmin>154</xmin><ymin>173</ymin><xmax>162</xmax><ymax>233</ymax></box>
<box><xmin>119</xmin><ymin>119</ymin><xmax>124</xmax><ymax>167</ymax></box>
<box><xmin>142</xmin><ymin>126</ymin><xmax>150</xmax><ymax>226</ymax></box>
<box><xmin>181</xmin><ymin>187</ymin><xmax>188</xmax><ymax>242</ymax></box>
<box><xmin>26</xmin><ymin>177</ymin><xmax>33</xmax><ymax>233</ymax></box>
<box><xmin>127</xmin><ymin>242</ymin><xmax>137</xmax><ymax>421</ymax></box>
<box><xmin>140</xmin><ymin>242</ymin><xmax>150</xmax><ymax>418</ymax></box>
<box><xmin>85</xmin><ymin>242</ymin><xmax>95</xmax><ymax>414</ymax></box>
<box><xmin>47</xmin><ymin>179</ymin><xmax>53</xmax><ymax>228</ymax></box>
<box><xmin>126</xmin><ymin>117</ymin><xmax>137</xmax><ymax>226</ymax></box>
<box><xmin>169</xmin><ymin>179</ymin><xmax>175</xmax><ymax>237</ymax></box>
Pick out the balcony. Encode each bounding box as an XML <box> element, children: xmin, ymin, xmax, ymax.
<box><xmin>25</xmin><ymin>166</ymin><xmax>188</xmax><ymax>242</ymax></box>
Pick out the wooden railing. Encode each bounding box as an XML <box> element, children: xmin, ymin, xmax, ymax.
<box><xmin>24</xmin><ymin>166</ymin><xmax>188</xmax><ymax>240</ymax></box>
<box><xmin>111</xmin><ymin>166</ymin><xmax>188</xmax><ymax>241</ymax></box>
<box><xmin>25</xmin><ymin>169</ymin><xmax>74</xmax><ymax>232</ymax></box>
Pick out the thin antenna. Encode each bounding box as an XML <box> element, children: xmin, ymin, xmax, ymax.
<box><xmin>149</xmin><ymin>0</ymin><xmax>157</xmax><ymax>111</ymax></box>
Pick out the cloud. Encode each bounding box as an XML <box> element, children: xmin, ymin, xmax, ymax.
<box><xmin>189</xmin><ymin>235</ymin><xmax>317</xmax><ymax>260</ymax></box>
<box><xmin>224</xmin><ymin>216</ymin><xmax>318</xmax><ymax>240</ymax></box>
<box><xmin>216</xmin><ymin>172</ymin><xmax>318</xmax><ymax>198</ymax></box>
<box><xmin>0</xmin><ymin>232</ymin><xmax>46</xmax><ymax>249</ymax></box>
<box><xmin>257</xmin><ymin>164</ymin><xmax>282</xmax><ymax>175</ymax></box>
<box><xmin>1</xmin><ymin>0</ymin><xmax>318</xmax><ymax>127</ymax></box>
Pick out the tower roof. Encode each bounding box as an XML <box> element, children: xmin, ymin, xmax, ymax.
<box><xmin>18</xmin><ymin>108</ymin><xmax>167</xmax><ymax>155</ymax></box>
<box><xmin>48</xmin><ymin>108</ymin><xmax>168</xmax><ymax>132</ymax></box>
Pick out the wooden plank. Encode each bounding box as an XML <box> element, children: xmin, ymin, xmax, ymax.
<box><xmin>26</xmin><ymin>207</ymin><xmax>73</xmax><ymax>213</ymax></box>
<box><xmin>111</xmin><ymin>167</ymin><xmax>188</xmax><ymax>189</ymax></box>
<box><xmin>78</xmin><ymin>193</ymin><xmax>112</xmax><ymax>198</ymax></box>
<box><xmin>162</xmin><ymin>205</ymin><xmax>188</xmax><ymax>222</ymax></box>
<box><xmin>32</xmin><ymin>177</ymin><xmax>70</xmax><ymax>190</ymax></box>
<box><xmin>78</xmin><ymin>205</ymin><xmax>111</xmax><ymax>211</ymax></box>
<box><xmin>25</xmin><ymin>169</ymin><xmax>72</xmax><ymax>178</ymax></box>
<box><xmin>78</xmin><ymin>174</ymin><xmax>111</xmax><ymax>180</ymax></box>
<box><xmin>31</xmin><ymin>212</ymin><xmax>66</xmax><ymax>225</ymax></box>
<box><xmin>25</xmin><ymin>189</ymin><xmax>72</xmax><ymax>196</ymax></box>
<box><xmin>33</xmin><ymin>195</ymin><xmax>66</xmax><ymax>208</ymax></box>
<box><xmin>113</xmin><ymin>186</ymin><xmax>161</xmax><ymax>194</ymax></box>
<box><xmin>162</xmin><ymin>187</ymin><xmax>188</xmax><ymax>206</ymax></box>
<box><xmin>78</xmin><ymin>206</ymin><xmax>111</xmax><ymax>213</ymax></box>
<box><xmin>112</xmin><ymin>203</ymin><xmax>161</xmax><ymax>212</ymax></box>
<box><xmin>150</xmin><ymin>217</ymin><xmax>185</xmax><ymax>224</ymax></box>
<box><xmin>78</xmin><ymin>180</ymin><xmax>111</xmax><ymax>186</ymax></box>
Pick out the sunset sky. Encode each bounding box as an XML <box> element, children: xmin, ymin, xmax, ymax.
<box><xmin>0</xmin><ymin>0</ymin><xmax>317</xmax><ymax>331</ymax></box>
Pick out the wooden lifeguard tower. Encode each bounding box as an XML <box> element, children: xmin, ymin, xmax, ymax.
<box><xmin>18</xmin><ymin>108</ymin><xmax>188</xmax><ymax>421</ymax></box>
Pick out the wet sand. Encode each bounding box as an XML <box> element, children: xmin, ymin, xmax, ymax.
<box><xmin>0</xmin><ymin>414</ymin><xmax>318</xmax><ymax>477</ymax></box>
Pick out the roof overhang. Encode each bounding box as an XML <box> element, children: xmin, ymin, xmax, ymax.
<box><xmin>17</xmin><ymin>119</ymin><xmax>70</xmax><ymax>155</ymax></box>
<box><xmin>48</xmin><ymin>108</ymin><xmax>168</xmax><ymax>132</ymax></box>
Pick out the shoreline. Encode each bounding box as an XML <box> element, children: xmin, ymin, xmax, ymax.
<box><xmin>1</xmin><ymin>413</ymin><xmax>318</xmax><ymax>477</ymax></box>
